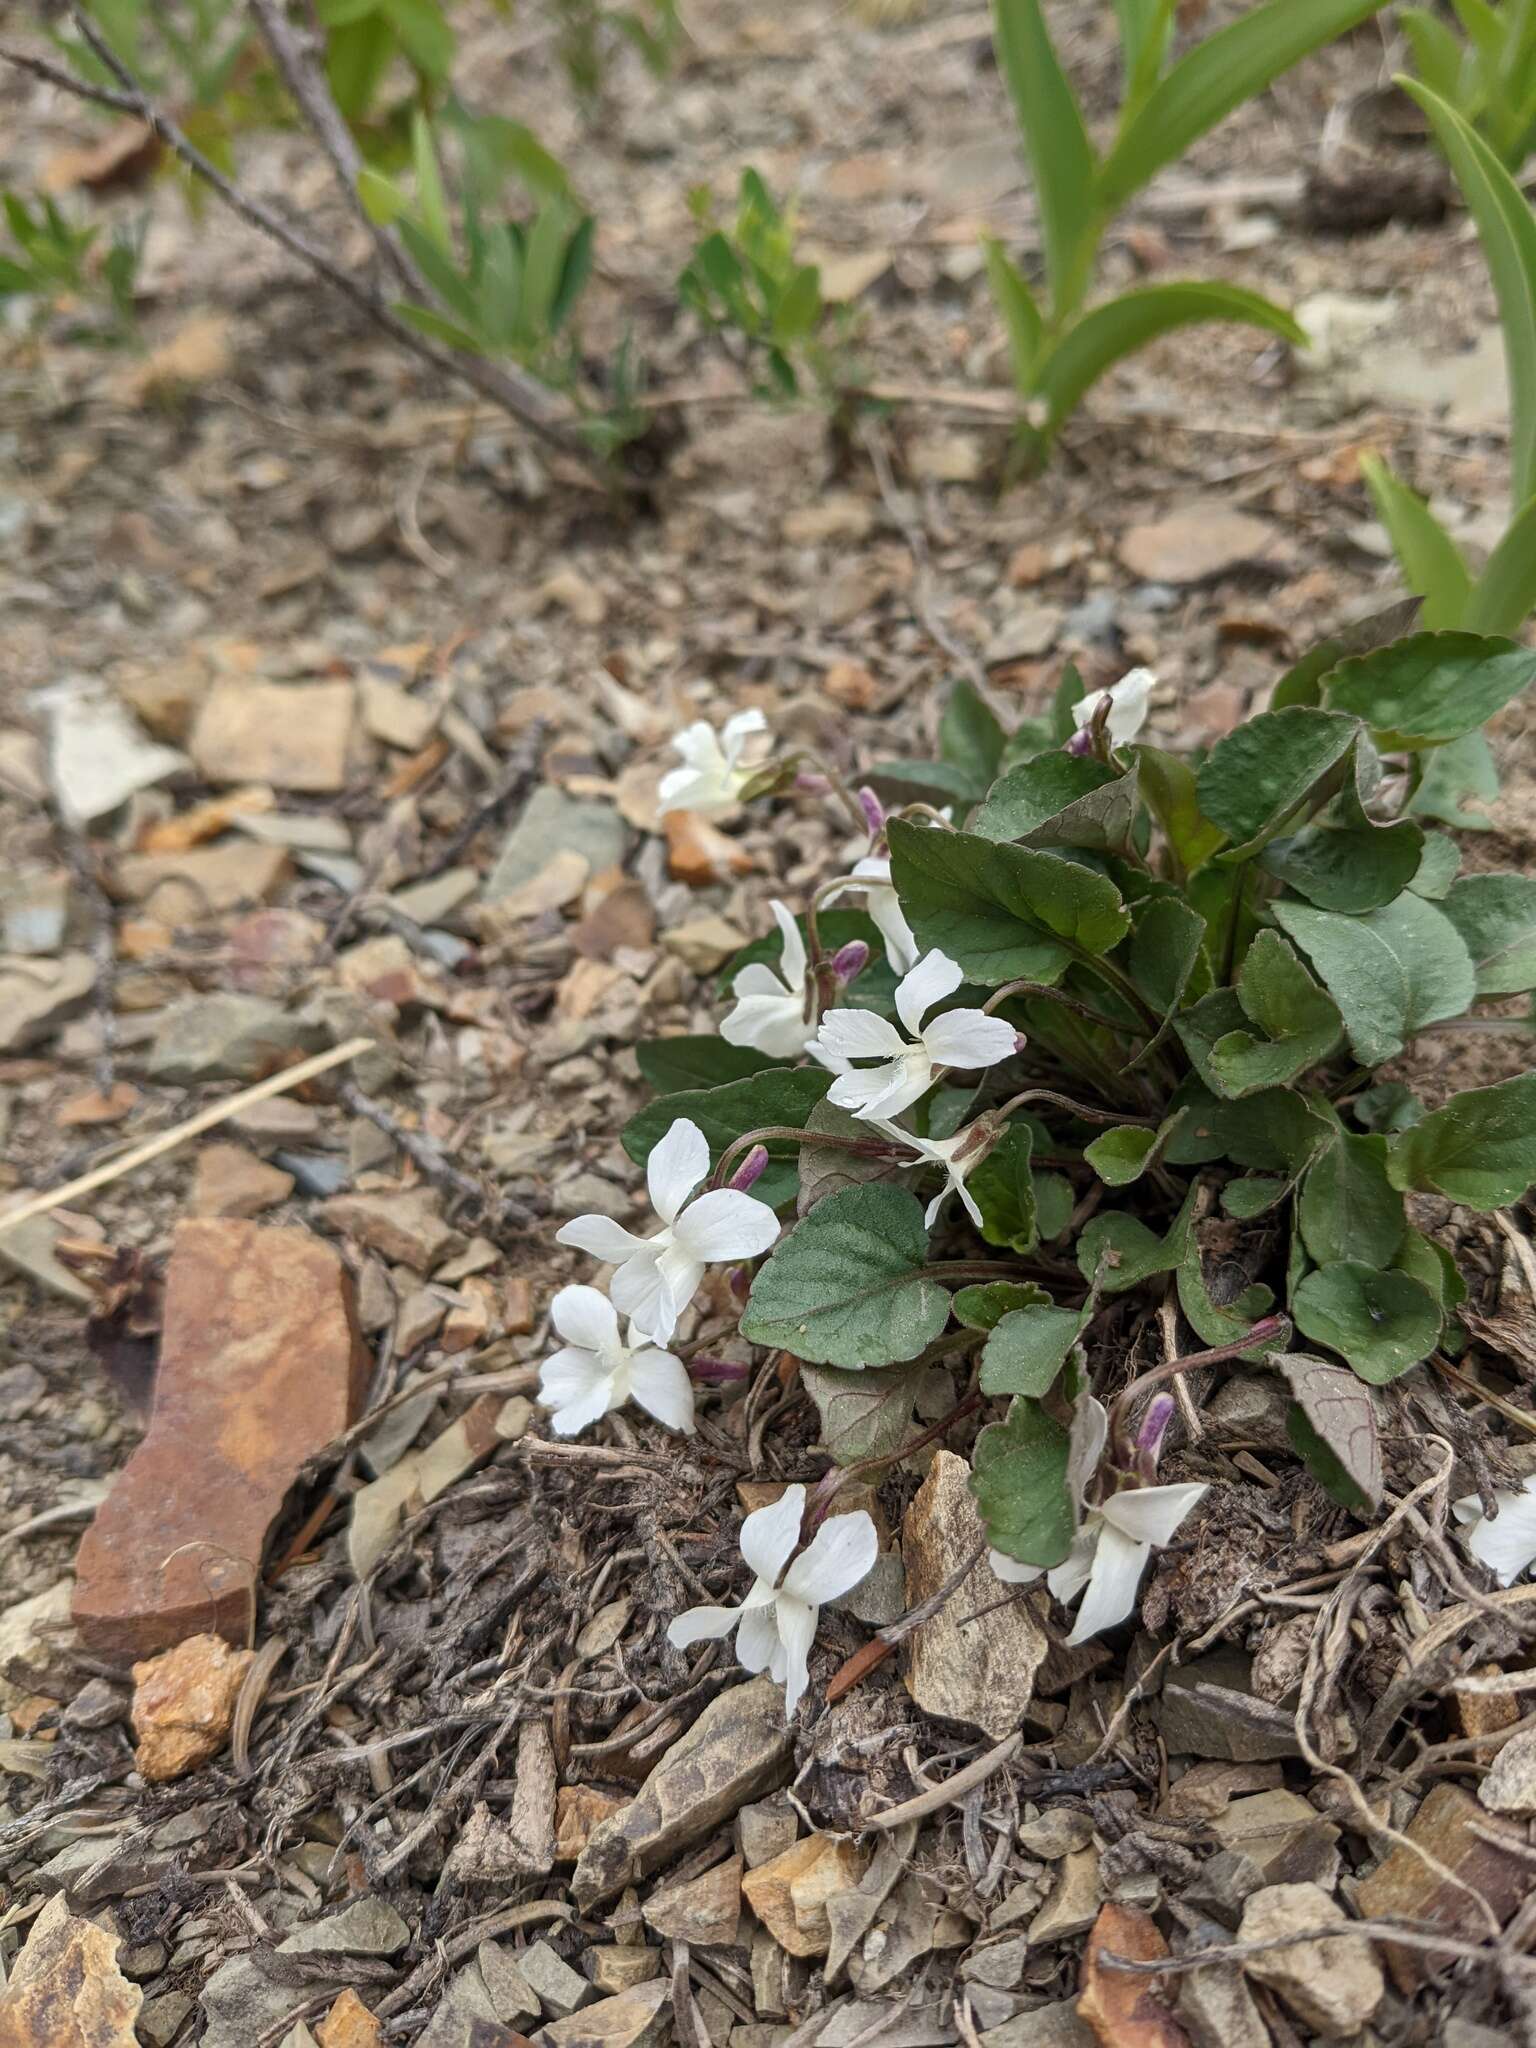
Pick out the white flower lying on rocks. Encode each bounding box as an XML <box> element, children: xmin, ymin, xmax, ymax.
<box><xmin>871</xmin><ymin>1116</ymin><xmax>996</xmax><ymax>1228</ymax></box>
<box><xmin>1454</xmin><ymin>1473</ymin><xmax>1536</xmax><ymax>1585</ymax></box>
<box><xmin>667</xmin><ymin>1484</ymin><xmax>879</xmax><ymax>1716</ymax></box>
<box><xmin>989</xmin><ymin>1396</ymin><xmax>1207</xmax><ymax>1645</ymax></box>
<box><xmin>1071</xmin><ymin>666</ymin><xmax>1156</xmax><ymax>747</ymax></box>
<box><xmin>556</xmin><ymin>1117</ymin><xmax>779</xmax><ymax>1343</ymax></box>
<box><xmin>721</xmin><ymin>899</ymin><xmax>818</xmax><ymax>1060</ymax></box>
<box><xmin>828</xmin><ymin>856</ymin><xmax>918</xmax><ymax>974</ymax></box>
<box><xmin>814</xmin><ymin>950</ymin><xmax>1017</xmax><ymax>1121</ymax></box>
<box><xmin>538</xmin><ymin>1285</ymin><xmax>694</xmax><ymax>1436</ymax></box>
<box><xmin>658</xmin><ymin>708</ymin><xmax>770</xmax><ymax>816</ymax></box>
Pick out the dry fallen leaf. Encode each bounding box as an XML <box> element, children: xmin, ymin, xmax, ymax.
<box><xmin>1077</xmin><ymin>1903</ymin><xmax>1189</xmax><ymax>2048</ymax></box>
<box><xmin>113</xmin><ymin>313</ymin><xmax>234</xmax><ymax>404</ymax></box>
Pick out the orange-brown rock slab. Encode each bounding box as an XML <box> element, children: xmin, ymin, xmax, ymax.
<box><xmin>73</xmin><ymin>1221</ymin><xmax>370</xmax><ymax>1655</ymax></box>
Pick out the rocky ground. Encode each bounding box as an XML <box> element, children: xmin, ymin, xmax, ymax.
<box><xmin>3</xmin><ymin>3</ymin><xmax>1536</xmax><ymax>2045</ymax></box>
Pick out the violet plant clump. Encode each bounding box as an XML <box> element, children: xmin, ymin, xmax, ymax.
<box><xmin>541</xmin><ymin>630</ymin><xmax>1536</xmax><ymax>1712</ymax></box>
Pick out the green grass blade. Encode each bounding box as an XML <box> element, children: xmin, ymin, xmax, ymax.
<box><xmin>1401</xmin><ymin>77</ymin><xmax>1536</xmax><ymax>505</ymax></box>
<box><xmin>983</xmin><ymin>236</ymin><xmax>1044</xmax><ymax>389</ymax></box>
<box><xmin>991</xmin><ymin>0</ymin><xmax>1097</xmax><ymax>316</ymax></box>
<box><xmin>1359</xmin><ymin>453</ymin><xmax>1473</xmax><ymax>628</ymax></box>
<box><xmin>410</xmin><ymin>111</ymin><xmax>453</xmax><ymax>259</ymax></box>
<box><xmin>1032</xmin><ymin>282</ymin><xmax>1304</xmax><ymax>438</ymax></box>
<box><xmin>1466</xmin><ymin>488</ymin><xmax>1536</xmax><ymax>632</ymax></box>
<box><xmin>1099</xmin><ymin>0</ymin><xmax>1386</xmax><ymax>212</ymax></box>
<box><xmin>1399</xmin><ymin>7</ymin><xmax>1468</xmax><ymax>100</ymax></box>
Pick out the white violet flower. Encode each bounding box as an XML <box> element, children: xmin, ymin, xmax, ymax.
<box><xmin>1454</xmin><ymin>1474</ymin><xmax>1536</xmax><ymax>1585</ymax></box>
<box><xmin>814</xmin><ymin>950</ymin><xmax>1018</xmax><ymax>1122</ymax></box>
<box><xmin>657</xmin><ymin>708</ymin><xmax>770</xmax><ymax>817</ymax></box>
<box><xmin>721</xmin><ymin>899</ymin><xmax>818</xmax><ymax>1061</ymax></box>
<box><xmin>871</xmin><ymin>1116</ymin><xmax>996</xmax><ymax>1229</ymax></box>
<box><xmin>556</xmin><ymin>1117</ymin><xmax>779</xmax><ymax>1344</ymax></box>
<box><xmin>667</xmin><ymin>1484</ymin><xmax>879</xmax><ymax>1717</ymax></box>
<box><xmin>538</xmin><ymin>1285</ymin><xmax>694</xmax><ymax>1437</ymax></box>
<box><xmin>1071</xmin><ymin>666</ymin><xmax>1156</xmax><ymax>747</ymax></box>
<box><xmin>989</xmin><ymin>1398</ymin><xmax>1207</xmax><ymax>1645</ymax></box>
<box><xmin>828</xmin><ymin>856</ymin><xmax>918</xmax><ymax>975</ymax></box>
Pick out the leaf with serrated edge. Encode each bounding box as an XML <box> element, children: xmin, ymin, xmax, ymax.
<box><xmin>623</xmin><ymin>1068</ymin><xmax>831</xmax><ymax>1210</ymax></box>
<box><xmin>1299</xmin><ymin>1132</ymin><xmax>1405</xmax><ymax>1270</ymax></box>
<box><xmin>739</xmin><ymin>1183</ymin><xmax>950</xmax><ymax>1367</ymax></box>
<box><xmin>1196</xmin><ymin>707</ymin><xmax>1360</xmax><ymax>857</ymax></box>
<box><xmin>1443</xmin><ymin>875</ymin><xmax>1536</xmax><ymax>994</ymax></box>
<box><xmin>954</xmin><ymin>1280</ymin><xmax>1051</xmax><ymax>1332</ymax></box>
<box><xmin>1273</xmin><ymin>894</ymin><xmax>1475</xmax><ymax>1066</ymax></box>
<box><xmin>969</xmin><ymin>1395</ymin><xmax>1074</xmax><ymax>1570</ymax></box>
<box><xmin>980</xmin><ymin>1304</ymin><xmax>1088</xmax><ymax>1396</ymax></box>
<box><xmin>1323</xmin><ymin>629</ymin><xmax>1536</xmax><ymax>749</ymax></box>
<box><xmin>1385</xmin><ymin>1072</ymin><xmax>1536</xmax><ymax>1209</ymax></box>
<box><xmin>1292</xmin><ymin>1261</ymin><xmax>1441</xmax><ymax>1384</ymax></box>
<box><xmin>888</xmin><ymin>818</ymin><xmax>1129</xmax><ymax>987</ymax></box>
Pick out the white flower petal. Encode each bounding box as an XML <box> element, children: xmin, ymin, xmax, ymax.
<box><xmin>988</xmin><ymin>1548</ymin><xmax>1046</xmax><ymax>1586</ymax></box>
<box><xmin>815</xmin><ymin>1007</ymin><xmax>907</xmax><ymax>1063</ymax></box>
<box><xmin>549</xmin><ymin>1284</ymin><xmax>620</xmax><ymax>1354</ymax></box>
<box><xmin>826</xmin><ymin>1067</ymin><xmax>895</xmax><ymax>1113</ymax></box>
<box><xmin>672</xmin><ymin>1188</ymin><xmax>780</xmax><ymax>1263</ymax></box>
<box><xmin>610</xmin><ymin>1252</ymin><xmax>675</xmax><ymax>1343</ymax></box>
<box><xmin>541</xmin><ymin>1357</ymin><xmax>618</xmax><ymax>1438</ymax></box>
<box><xmin>1046</xmin><ymin>1525</ymin><xmax>1100</xmax><ymax>1605</ymax></box>
<box><xmin>556</xmin><ymin>1214</ymin><xmax>653</xmax><ymax>1264</ymax></box>
<box><xmin>1071</xmin><ymin>667</ymin><xmax>1156</xmax><ymax>746</ymax></box>
<box><xmin>539</xmin><ymin>1346</ymin><xmax>609</xmax><ymax>1407</ymax></box>
<box><xmin>895</xmin><ymin>950</ymin><xmax>964</xmax><ymax>1036</ymax></box>
<box><xmin>647</xmin><ymin>1117</ymin><xmax>710</xmax><ymax>1224</ymax></box>
<box><xmin>722</xmin><ymin>706</ymin><xmax>769</xmax><ymax>754</ymax></box>
<box><xmin>732</xmin><ymin>961</ymin><xmax>794</xmax><ymax>1000</ymax></box>
<box><xmin>868</xmin><ymin>890</ymin><xmax>919</xmax><ymax>975</ymax></box>
<box><xmin>1464</xmin><ymin>1486</ymin><xmax>1536</xmax><ymax>1586</ymax></box>
<box><xmin>1100</xmin><ymin>1481</ymin><xmax>1207</xmax><ymax>1549</ymax></box>
<box><xmin>850</xmin><ymin>1054</ymin><xmax>935</xmax><ymax>1122</ymax></box>
<box><xmin>654</xmin><ymin>1244</ymin><xmax>706</xmax><ymax>1325</ymax></box>
<box><xmin>735</xmin><ymin>1600</ymin><xmax>782</xmax><ymax>1674</ymax></box>
<box><xmin>628</xmin><ymin>1347</ymin><xmax>696</xmax><ymax>1434</ymax></box>
<box><xmin>785</xmin><ymin>1509</ymin><xmax>879</xmax><ymax>1606</ymax></box>
<box><xmin>1066</xmin><ymin>1397</ymin><xmax>1110</xmax><ymax>1505</ymax></box>
<box><xmin>671</xmin><ymin>720</ymin><xmax>726</xmax><ymax>769</ymax></box>
<box><xmin>741</xmin><ymin>1485</ymin><xmax>805</xmax><ymax>1584</ymax></box>
<box><xmin>955</xmin><ymin>1177</ymin><xmax>985</xmax><ymax>1231</ymax></box>
<box><xmin>1065</xmin><ymin>1522</ymin><xmax>1149</xmax><ymax>1645</ymax></box>
<box><xmin>769</xmin><ymin>898</ymin><xmax>807</xmax><ymax>990</ymax></box>
<box><xmin>920</xmin><ymin>1009</ymin><xmax>1018</xmax><ymax>1070</ymax></box>
<box><xmin>667</xmin><ymin>1602</ymin><xmax>743</xmax><ymax>1648</ymax></box>
<box><xmin>776</xmin><ymin>1592</ymin><xmax>817</xmax><ymax>1718</ymax></box>
<box><xmin>721</xmin><ymin>992</ymin><xmax>812</xmax><ymax>1060</ymax></box>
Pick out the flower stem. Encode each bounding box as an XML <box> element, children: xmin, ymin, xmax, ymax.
<box><xmin>1106</xmin><ymin>1314</ymin><xmax>1289</xmax><ymax>1459</ymax></box>
<box><xmin>983</xmin><ymin>979</ymin><xmax>1140</xmax><ymax>1039</ymax></box>
<box><xmin>993</xmin><ymin>1087</ymin><xmax>1157</xmax><ymax>1129</ymax></box>
<box><xmin>710</xmin><ymin>1123</ymin><xmax>902</xmax><ymax>1191</ymax></box>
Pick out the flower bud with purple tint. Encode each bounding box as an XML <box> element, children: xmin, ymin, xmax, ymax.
<box><xmin>730</xmin><ymin>1145</ymin><xmax>770</xmax><ymax>1194</ymax></box>
<box><xmin>832</xmin><ymin>939</ymin><xmax>870</xmax><ymax>987</ymax></box>
<box><xmin>857</xmin><ymin>785</ymin><xmax>885</xmax><ymax>834</ymax></box>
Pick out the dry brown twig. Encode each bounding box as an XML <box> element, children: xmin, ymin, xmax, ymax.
<box><xmin>0</xmin><ymin>12</ymin><xmax>607</xmax><ymax>477</ymax></box>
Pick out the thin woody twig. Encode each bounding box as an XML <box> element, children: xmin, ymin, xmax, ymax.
<box><xmin>8</xmin><ymin>12</ymin><xmax>605</xmax><ymax>476</ymax></box>
<box><xmin>0</xmin><ymin>1036</ymin><xmax>375</xmax><ymax>1239</ymax></box>
<box><xmin>246</xmin><ymin>0</ymin><xmax>417</xmax><ymax>294</ymax></box>
<box><xmin>335</xmin><ymin>1078</ymin><xmax>536</xmax><ymax>1230</ymax></box>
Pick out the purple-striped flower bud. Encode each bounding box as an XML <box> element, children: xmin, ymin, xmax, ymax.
<box><xmin>1065</xmin><ymin>723</ymin><xmax>1096</xmax><ymax>757</ymax></box>
<box><xmin>796</xmin><ymin>769</ymin><xmax>831</xmax><ymax>794</ymax></box>
<box><xmin>689</xmin><ymin>1355</ymin><xmax>751</xmax><ymax>1384</ymax></box>
<box><xmin>832</xmin><ymin>939</ymin><xmax>870</xmax><ymax>987</ymax></box>
<box><xmin>730</xmin><ymin>1144</ymin><xmax>770</xmax><ymax>1194</ymax></box>
<box><xmin>1013</xmin><ymin>1031</ymin><xmax>1029</xmax><ymax>1054</ymax></box>
<box><xmin>727</xmin><ymin>1263</ymin><xmax>751</xmax><ymax>1302</ymax></box>
<box><xmin>1136</xmin><ymin>1392</ymin><xmax>1176</xmax><ymax>1460</ymax></box>
<box><xmin>857</xmin><ymin>785</ymin><xmax>885</xmax><ymax>834</ymax></box>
